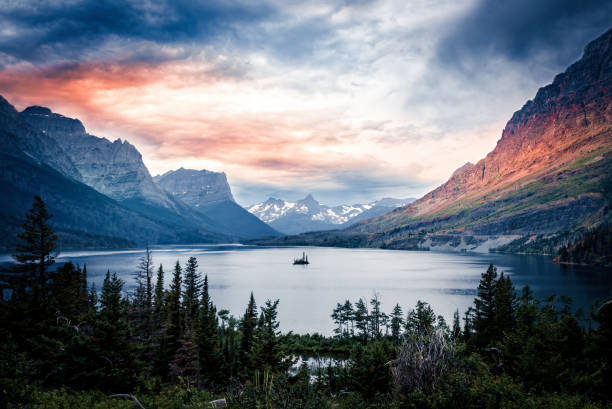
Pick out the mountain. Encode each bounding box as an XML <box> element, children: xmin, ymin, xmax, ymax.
<box><xmin>248</xmin><ymin>194</ymin><xmax>414</xmax><ymax>235</ymax></box>
<box><xmin>153</xmin><ymin>167</ymin><xmax>235</xmax><ymax>207</ymax></box>
<box><xmin>0</xmin><ymin>96</ymin><xmax>231</xmax><ymax>251</ymax></box>
<box><xmin>154</xmin><ymin>168</ymin><xmax>279</xmax><ymax>239</ymax></box>
<box><xmin>0</xmin><ymin>99</ymin><xmax>82</xmax><ymax>181</ymax></box>
<box><xmin>255</xmin><ymin>28</ymin><xmax>612</xmax><ymax>253</ymax></box>
<box><xmin>20</xmin><ymin>107</ymin><xmax>180</xmax><ymax>210</ymax></box>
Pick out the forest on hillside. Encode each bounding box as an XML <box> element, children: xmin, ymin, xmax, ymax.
<box><xmin>1</xmin><ymin>197</ymin><xmax>612</xmax><ymax>408</ymax></box>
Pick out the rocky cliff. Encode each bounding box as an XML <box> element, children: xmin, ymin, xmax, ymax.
<box><xmin>154</xmin><ymin>167</ymin><xmax>235</xmax><ymax>207</ymax></box>
<box><xmin>0</xmin><ymin>97</ymin><xmax>82</xmax><ymax>181</ymax></box>
<box><xmin>20</xmin><ymin>106</ymin><xmax>178</xmax><ymax>211</ymax></box>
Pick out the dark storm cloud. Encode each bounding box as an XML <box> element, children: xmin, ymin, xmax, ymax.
<box><xmin>437</xmin><ymin>0</ymin><xmax>612</xmax><ymax>71</ymax></box>
<box><xmin>0</xmin><ymin>0</ymin><xmax>276</xmax><ymax>63</ymax></box>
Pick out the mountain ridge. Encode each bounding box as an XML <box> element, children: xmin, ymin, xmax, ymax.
<box><xmin>248</xmin><ymin>194</ymin><xmax>414</xmax><ymax>235</ymax></box>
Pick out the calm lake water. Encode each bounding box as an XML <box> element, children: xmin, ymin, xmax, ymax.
<box><xmin>2</xmin><ymin>245</ymin><xmax>611</xmax><ymax>334</ymax></box>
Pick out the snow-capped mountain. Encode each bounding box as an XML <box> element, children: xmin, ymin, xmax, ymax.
<box><xmin>248</xmin><ymin>194</ymin><xmax>414</xmax><ymax>235</ymax></box>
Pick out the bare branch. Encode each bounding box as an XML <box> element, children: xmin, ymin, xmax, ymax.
<box><xmin>108</xmin><ymin>394</ymin><xmax>146</xmax><ymax>409</ymax></box>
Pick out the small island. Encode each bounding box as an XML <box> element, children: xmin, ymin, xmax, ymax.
<box><xmin>293</xmin><ymin>252</ymin><xmax>309</xmax><ymax>265</ymax></box>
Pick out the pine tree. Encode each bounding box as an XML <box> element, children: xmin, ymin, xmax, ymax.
<box><xmin>254</xmin><ymin>299</ymin><xmax>287</xmax><ymax>372</ymax></box>
<box><xmin>473</xmin><ymin>264</ymin><xmax>498</xmax><ymax>347</ymax></box>
<box><xmin>342</xmin><ymin>300</ymin><xmax>355</xmax><ymax>336</ymax></box>
<box><xmin>12</xmin><ymin>195</ymin><xmax>58</xmax><ymax>303</ymax></box>
<box><xmin>354</xmin><ymin>298</ymin><xmax>369</xmax><ymax>341</ymax></box>
<box><xmin>196</xmin><ymin>275</ymin><xmax>222</xmax><ymax>385</ymax></box>
<box><xmin>390</xmin><ymin>303</ymin><xmax>404</xmax><ymax>340</ymax></box>
<box><xmin>94</xmin><ymin>271</ymin><xmax>138</xmax><ymax>390</ymax></box>
<box><xmin>370</xmin><ymin>293</ymin><xmax>383</xmax><ymax>339</ymax></box>
<box><xmin>133</xmin><ymin>246</ymin><xmax>154</xmax><ymax>340</ymax></box>
<box><xmin>405</xmin><ymin>300</ymin><xmax>435</xmax><ymax>336</ymax></box>
<box><xmin>154</xmin><ymin>264</ymin><xmax>165</xmax><ymax>317</ymax></box>
<box><xmin>88</xmin><ymin>283</ymin><xmax>98</xmax><ymax>314</ymax></box>
<box><xmin>463</xmin><ymin>307</ymin><xmax>474</xmax><ymax>341</ymax></box>
<box><xmin>331</xmin><ymin>302</ymin><xmax>345</xmax><ymax>338</ymax></box>
<box><xmin>183</xmin><ymin>257</ymin><xmax>202</xmax><ymax>330</ymax></box>
<box><xmin>452</xmin><ymin>309</ymin><xmax>461</xmax><ymax>339</ymax></box>
<box><xmin>239</xmin><ymin>292</ymin><xmax>258</xmax><ymax>373</ymax></box>
<box><xmin>79</xmin><ymin>265</ymin><xmax>89</xmax><ymax>311</ymax></box>
<box><xmin>166</xmin><ymin>260</ymin><xmax>184</xmax><ymax>358</ymax></box>
<box><xmin>494</xmin><ymin>272</ymin><xmax>517</xmax><ymax>337</ymax></box>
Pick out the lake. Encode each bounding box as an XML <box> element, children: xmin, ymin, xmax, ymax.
<box><xmin>2</xmin><ymin>245</ymin><xmax>610</xmax><ymax>334</ymax></box>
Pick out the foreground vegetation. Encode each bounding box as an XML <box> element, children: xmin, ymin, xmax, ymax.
<box><xmin>1</xmin><ymin>197</ymin><xmax>611</xmax><ymax>408</ymax></box>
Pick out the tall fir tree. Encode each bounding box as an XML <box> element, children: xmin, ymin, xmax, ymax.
<box><xmin>342</xmin><ymin>300</ymin><xmax>354</xmax><ymax>336</ymax></box>
<box><xmin>369</xmin><ymin>293</ymin><xmax>383</xmax><ymax>339</ymax></box>
<box><xmin>354</xmin><ymin>298</ymin><xmax>369</xmax><ymax>341</ymax></box>
<box><xmin>390</xmin><ymin>303</ymin><xmax>404</xmax><ymax>341</ymax></box>
<box><xmin>240</xmin><ymin>292</ymin><xmax>258</xmax><ymax>373</ymax></box>
<box><xmin>196</xmin><ymin>275</ymin><xmax>222</xmax><ymax>385</ymax></box>
<box><xmin>183</xmin><ymin>256</ymin><xmax>202</xmax><ymax>330</ymax></box>
<box><xmin>154</xmin><ymin>264</ymin><xmax>165</xmax><ymax>317</ymax></box>
<box><xmin>253</xmin><ymin>299</ymin><xmax>287</xmax><ymax>372</ymax></box>
<box><xmin>94</xmin><ymin>271</ymin><xmax>138</xmax><ymax>390</ymax></box>
<box><xmin>452</xmin><ymin>309</ymin><xmax>462</xmax><ymax>340</ymax></box>
<box><xmin>166</xmin><ymin>260</ymin><xmax>184</xmax><ymax>358</ymax></box>
<box><xmin>133</xmin><ymin>246</ymin><xmax>154</xmax><ymax>341</ymax></box>
<box><xmin>12</xmin><ymin>195</ymin><xmax>58</xmax><ymax>303</ymax></box>
<box><xmin>473</xmin><ymin>264</ymin><xmax>498</xmax><ymax>347</ymax></box>
<box><xmin>494</xmin><ymin>272</ymin><xmax>517</xmax><ymax>337</ymax></box>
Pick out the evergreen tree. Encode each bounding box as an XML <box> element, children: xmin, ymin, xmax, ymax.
<box><xmin>11</xmin><ymin>195</ymin><xmax>58</xmax><ymax>303</ymax></box>
<box><xmin>390</xmin><ymin>304</ymin><xmax>404</xmax><ymax>340</ymax></box>
<box><xmin>405</xmin><ymin>300</ymin><xmax>435</xmax><ymax>336</ymax></box>
<box><xmin>494</xmin><ymin>272</ymin><xmax>517</xmax><ymax>336</ymax></box>
<box><xmin>354</xmin><ymin>298</ymin><xmax>369</xmax><ymax>341</ymax></box>
<box><xmin>239</xmin><ymin>292</ymin><xmax>258</xmax><ymax>373</ymax></box>
<box><xmin>93</xmin><ymin>271</ymin><xmax>138</xmax><ymax>390</ymax></box>
<box><xmin>166</xmin><ymin>261</ymin><xmax>184</xmax><ymax>358</ymax></box>
<box><xmin>154</xmin><ymin>264</ymin><xmax>165</xmax><ymax>317</ymax></box>
<box><xmin>196</xmin><ymin>275</ymin><xmax>222</xmax><ymax>385</ymax></box>
<box><xmin>133</xmin><ymin>246</ymin><xmax>154</xmax><ymax>340</ymax></box>
<box><xmin>170</xmin><ymin>329</ymin><xmax>200</xmax><ymax>383</ymax></box>
<box><xmin>452</xmin><ymin>309</ymin><xmax>461</xmax><ymax>339</ymax></box>
<box><xmin>254</xmin><ymin>299</ymin><xmax>288</xmax><ymax>372</ymax></box>
<box><xmin>472</xmin><ymin>264</ymin><xmax>498</xmax><ymax>347</ymax></box>
<box><xmin>370</xmin><ymin>293</ymin><xmax>383</xmax><ymax>339</ymax></box>
<box><xmin>342</xmin><ymin>300</ymin><xmax>355</xmax><ymax>336</ymax></box>
<box><xmin>183</xmin><ymin>256</ymin><xmax>202</xmax><ymax>330</ymax></box>
<box><xmin>88</xmin><ymin>283</ymin><xmax>98</xmax><ymax>315</ymax></box>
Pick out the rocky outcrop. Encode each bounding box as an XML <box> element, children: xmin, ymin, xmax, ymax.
<box><xmin>20</xmin><ymin>107</ymin><xmax>178</xmax><ymax>211</ymax></box>
<box><xmin>0</xmin><ymin>98</ymin><xmax>82</xmax><ymax>181</ymax></box>
<box><xmin>154</xmin><ymin>167</ymin><xmax>235</xmax><ymax>207</ymax></box>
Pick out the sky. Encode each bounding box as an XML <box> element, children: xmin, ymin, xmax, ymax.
<box><xmin>0</xmin><ymin>0</ymin><xmax>610</xmax><ymax>206</ymax></box>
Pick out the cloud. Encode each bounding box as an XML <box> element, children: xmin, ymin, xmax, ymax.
<box><xmin>436</xmin><ymin>0</ymin><xmax>612</xmax><ymax>75</ymax></box>
<box><xmin>0</xmin><ymin>0</ymin><xmax>276</xmax><ymax>65</ymax></box>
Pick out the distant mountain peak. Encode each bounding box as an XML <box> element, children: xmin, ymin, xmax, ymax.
<box><xmin>154</xmin><ymin>168</ymin><xmax>235</xmax><ymax>207</ymax></box>
<box><xmin>248</xmin><ymin>196</ymin><xmax>414</xmax><ymax>234</ymax></box>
